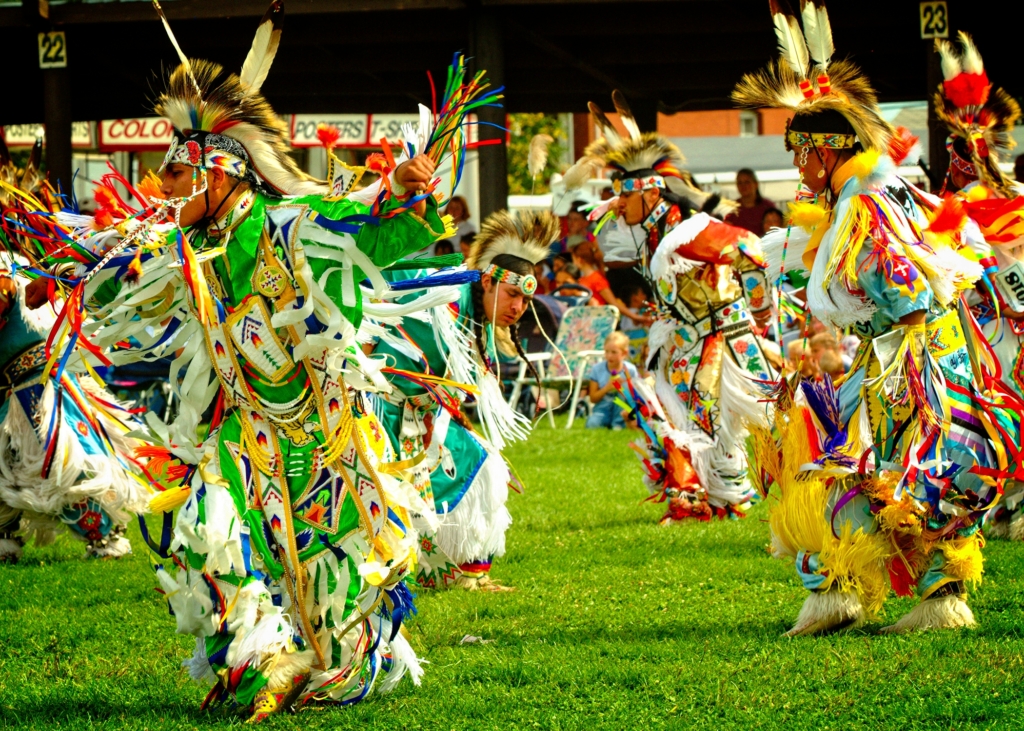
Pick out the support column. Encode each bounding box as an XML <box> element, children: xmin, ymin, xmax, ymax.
<box><xmin>43</xmin><ymin>63</ymin><xmax>72</xmax><ymax>192</ymax></box>
<box><xmin>925</xmin><ymin>39</ymin><xmax>947</xmax><ymax>193</ymax></box>
<box><xmin>468</xmin><ymin>7</ymin><xmax>507</xmax><ymax>219</ymax></box>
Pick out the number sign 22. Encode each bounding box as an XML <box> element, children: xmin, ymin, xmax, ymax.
<box><xmin>920</xmin><ymin>1</ymin><xmax>949</xmax><ymax>39</ymax></box>
<box><xmin>38</xmin><ymin>31</ymin><xmax>67</xmax><ymax>69</ymax></box>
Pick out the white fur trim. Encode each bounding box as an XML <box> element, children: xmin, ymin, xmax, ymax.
<box><xmin>882</xmin><ymin>594</ymin><xmax>976</xmax><ymax>633</ymax></box>
<box><xmin>786</xmin><ymin>590</ymin><xmax>864</xmax><ymax>636</ymax></box>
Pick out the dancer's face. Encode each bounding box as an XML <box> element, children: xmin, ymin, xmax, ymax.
<box><xmin>482</xmin><ymin>275</ymin><xmax>529</xmax><ymax>327</ymax></box>
<box><xmin>616</xmin><ymin>188</ymin><xmax>661</xmax><ymax>226</ymax></box>
<box><xmin>160</xmin><ymin>164</ymin><xmax>234</xmax><ymax>227</ymax></box>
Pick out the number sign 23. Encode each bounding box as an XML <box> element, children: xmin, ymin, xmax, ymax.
<box><xmin>920</xmin><ymin>1</ymin><xmax>948</xmax><ymax>39</ymax></box>
<box><xmin>38</xmin><ymin>31</ymin><xmax>67</xmax><ymax>69</ymax></box>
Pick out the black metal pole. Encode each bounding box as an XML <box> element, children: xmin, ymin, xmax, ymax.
<box><xmin>469</xmin><ymin>6</ymin><xmax>507</xmax><ymax>220</ymax></box>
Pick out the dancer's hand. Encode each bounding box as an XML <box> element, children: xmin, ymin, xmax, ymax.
<box><xmin>25</xmin><ymin>277</ymin><xmax>49</xmax><ymax>310</ymax></box>
<box><xmin>395</xmin><ymin>155</ymin><xmax>436</xmax><ymax>216</ymax></box>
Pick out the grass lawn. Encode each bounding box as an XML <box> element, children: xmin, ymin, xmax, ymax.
<box><xmin>2</xmin><ymin>418</ymin><xmax>1023</xmax><ymax>730</ymax></box>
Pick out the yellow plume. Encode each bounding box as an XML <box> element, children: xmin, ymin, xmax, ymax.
<box><xmin>787</xmin><ymin>200</ymin><xmax>828</xmax><ymax>231</ymax></box>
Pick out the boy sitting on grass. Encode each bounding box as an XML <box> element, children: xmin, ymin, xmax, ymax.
<box><xmin>586</xmin><ymin>331</ymin><xmax>638</xmax><ymax>430</ymax></box>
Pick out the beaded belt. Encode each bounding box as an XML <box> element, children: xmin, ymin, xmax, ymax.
<box><xmin>0</xmin><ymin>343</ymin><xmax>48</xmax><ymax>391</ymax></box>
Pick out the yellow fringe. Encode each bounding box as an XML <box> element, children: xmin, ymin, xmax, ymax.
<box><xmin>938</xmin><ymin>534</ymin><xmax>985</xmax><ymax>587</ymax></box>
<box><xmin>763</xmin><ymin>400</ymin><xmax>891</xmax><ymax>616</ymax></box>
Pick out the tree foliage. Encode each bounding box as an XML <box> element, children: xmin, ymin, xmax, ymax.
<box><xmin>506</xmin><ymin>113</ymin><xmax>567</xmax><ymax>195</ymax></box>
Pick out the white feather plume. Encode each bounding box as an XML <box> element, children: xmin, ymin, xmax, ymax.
<box><xmin>958</xmin><ymin>31</ymin><xmax>984</xmax><ymax>75</ymax></box>
<box><xmin>528</xmin><ymin>134</ymin><xmax>554</xmax><ymax>179</ymax></box>
<box><xmin>562</xmin><ymin>154</ymin><xmax>603</xmax><ymax>191</ymax></box>
<box><xmin>800</xmin><ymin>0</ymin><xmax>833</xmax><ymax>72</ymax></box>
<box><xmin>770</xmin><ymin>0</ymin><xmax>809</xmax><ymax>77</ymax></box>
<box><xmin>239</xmin><ymin>0</ymin><xmax>283</xmax><ymax>95</ymax></box>
<box><xmin>935</xmin><ymin>39</ymin><xmax>961</xmax><ymax>81</ymax></box>
<box><xmin>151</xmin><ymin>0</ymin><xmax>200</xmax><ymax>93</ymax></box>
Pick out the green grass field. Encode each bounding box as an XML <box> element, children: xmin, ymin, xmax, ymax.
<box><xmin>3</xmin><ymin>420</ymin><xmax>1024</xmax><ymax>730</ymax></box>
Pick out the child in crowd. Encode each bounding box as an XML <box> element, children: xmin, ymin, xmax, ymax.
<box><xmin>762</xmin><ymin>207</ymin><xmax>784</xmax><ymax>231</ymax></box>
<box><xmin>618</xmin><ymin>282</ymin><xmax>651</xmax><ymax>373</ymax></box>
<box><xmin>434</xmin><ymin>239</ymin><xmax>455</xmax><ymax>256</ymax></box>
<box><xmin>786</xmin><ymin>340</ymin><xmax>819</xmax><ymax>379</ymax></box>
<box><xmin>818</xmin><ymin>350</ymin><xmax>845</xmax><ymax>380</ymax></box>
<box><xmin>586</xmin><ymin>332</ymin><xmax>639</xmax><ymax>430</ymax></box>
<box><xmin>459</xmin><ymin>232</ymin><xmax>476</xmax><ymax>260</ymax></box>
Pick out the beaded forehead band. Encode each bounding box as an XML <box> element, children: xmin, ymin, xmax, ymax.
<box><xmin>484</xmin><ymin>264</ymin><xmax>537</xmax><ymax>295</ymax></box>
<box><xmin>785</xmin><ymin>129</ymin><xmax>856</xmax><ymax>151</ymax></box>
<box><xmin>612</xmin><ymin>175</ymin><xmax>666</xmax><ymax>195</ymax></box>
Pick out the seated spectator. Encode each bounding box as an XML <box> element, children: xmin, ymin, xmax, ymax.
<box><xmin>725</xmin><ymin>168</ymin><xmax>776</xmax><ymax>236</ymax></box>
<box><xmin>571</xmin><ymin>240</ymin><xmax>651</xmax><ymax>325</ymax></box>
<box><xmin>551</xmin><ymin>201</ymin><xmax>595</xmax><ymax>259</ymax></box>
<box><xmin>434</xmin><ymin>239</ymin><xmax>455</xmax><ymax>256</ymax></box>
<box><xmin>786</xmin><ymin>340</ymin><xmax>819</xmax><ymax>379</ymax></box>
<box><xmin>533</xmin><ymin>261</ymin><xmax>552</xmax><ymax>295</ymax></box>
<box><xmin>809</xmin><ymin>331</ymin><xmax>851</xmax><ymax>371</ymax></box>
<box><xmin>460</xmin><ymin>232</ymin><xmax>476</xmax><ymax>260</ymax></box>
<box><xmin>762</xmin><ymin>207</ymin><xmax>784</xmax><ymax>232</ymax></box>
<box><xmin>586</xmin><ymin>332</ymin><xmax>639</xmax><ymax>430</ymax></box>
<box><xmin>818</xmin><ymin>350</ymin><xmax>845</xmax><ymax>380</ymax></box>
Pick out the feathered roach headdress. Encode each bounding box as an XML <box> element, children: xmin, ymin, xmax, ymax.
<box><xmin>152</xmin><ymin>0</ymin><xmax>326</xmax><ymax>197</ymax></box>
<box><xmin>732</xmin><ymin>0</ymin><xmax>892</xmax><ymax>154</ymax></box>
<box><xmin>466</xmin><ymin>209</ymin><xmax>557</xmax><ymax>294</ymax></box>
<box><xmin>935</xmin><ymin>32</ymin><xmax>1021</xmax><ymax>195</ymax></box>
<box><xmin>564</xmin><ymin>91</ymin><xmax>727</xmax><ymax>215</ymax></box>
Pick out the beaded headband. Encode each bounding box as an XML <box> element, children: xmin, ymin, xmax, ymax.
<box><xmin>612</xmin><ymin>175</ymin><xmax>666</xmax><ymax>195</ymax></box>
<box><xmin>947</xmin><ymin>139</ymin><xmax>979</xmax><ymax>178</ymax></box>
<box><xmin>484</xmin><ymin>264</ymin><xmax>537</xmax><ymax>295</ymax></box>
<box><xmin>160</xmin><ymin>130</ymin><xmax>251</xmax><ymax>182</ymax></box>
<box><xmin>785</xmin><ymin>129</ymin><xmax>856</xmax><ymax>151</ymax></box>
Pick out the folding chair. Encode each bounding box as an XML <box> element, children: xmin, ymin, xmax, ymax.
<box><xmin>507</xmin><ymin>304</ymin><xmax>620</xmax><ymax>428</ymax></box>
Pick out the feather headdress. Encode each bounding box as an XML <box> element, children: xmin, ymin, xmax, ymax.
<box><xmin>153</xmin><ymin>0</ymin><xmax>327</xmax><ymax>197</ymax></box>
<box><xmin>934</xmin><ymin>31</ymin><xmax>1021</xmax><ymax>195</ymax></box>
<box><xmin>466</xmin><ymin>209</ymin><xmax>559</xmax><ymax>272</ymax></box>
<box><xmin>564</xmin><ymin>91</ymin><xmax>732</xmax><ymax>217</ymax></box>
<box><xmin>732</xmin><ymin>0</ymin><xmax>893</xmax><ymax>153</ymax></box>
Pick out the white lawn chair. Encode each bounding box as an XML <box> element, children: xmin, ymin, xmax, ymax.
<box><xmin>508</xmin><ymin>304</ymin><xmax>620</xmax><ymax>428</ymax></box>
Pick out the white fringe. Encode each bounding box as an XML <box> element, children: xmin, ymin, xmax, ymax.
<box><xmin>430</xmin><ymin>303</ymin><xmax>530</xmax><ymax>450</ymax></box>
<box><xmin>432</xmin><ymin>447</ymin><xmax>511</xmax><ymax>565</ymax></box>
<box><xmin>0</xmin><ymin>375</ymin><xmax>149</xmax><ymax>529</ymax></box>
<box><xmin>761</xmin><ymin>225</ymin><xmax>811</xmax><ymax>281</ymax></box>
<box><xmin>184</xmin><ymin>637</ymin><xmax>218</xmax><ymax>685</ymax></box>
<box><xmin>376</xmin><ymin>632</ymin><xmax>424</xmax><ymax>694</ymax></box>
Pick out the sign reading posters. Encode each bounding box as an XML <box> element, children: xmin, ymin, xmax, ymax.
<box><xmin>99</xmin><ymin>118</ymin><xmax>175</xmax><ymax>152</ymax></box>
<box><xmin>1</xmin><ymin>123</ymin><xmax>93</xmax><ymax>148</ymax></box>
<box><xmin>290</xmin><ymin>114</ymin><xmax>419</xmax><ymax>148</ymax></box>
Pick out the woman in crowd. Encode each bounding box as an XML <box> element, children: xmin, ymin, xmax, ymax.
<box><xmin>725</xmin><ymin>168</ymin><xmax>776</xmax><ymax>235</ymax></box>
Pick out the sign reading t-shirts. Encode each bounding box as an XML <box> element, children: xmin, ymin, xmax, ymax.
<box><xmin>290</xmin><ymin>114</ymin><xmax>418</xmax><ymax>148</ymax></box>
<box><xmin>98</xmin><ymin>118</ymin><xmax>175</xmax><ymax>152</ymax></box>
